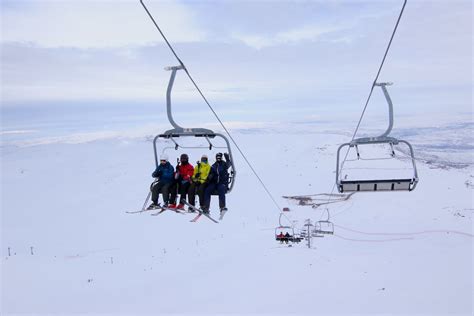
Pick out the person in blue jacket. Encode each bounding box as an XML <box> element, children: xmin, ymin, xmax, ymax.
<box><xmin>147</xmin><ymin>154</ymin><xmax>175</xmax><ymax>209</ymax></box>
<box><xmin>202</xmin><ymin>152</ymin><xmax>231</xmax><ymax>213</ymax></box>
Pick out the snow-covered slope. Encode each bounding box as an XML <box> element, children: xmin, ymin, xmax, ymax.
<box><xmin>1</xmin><ymin>122</ymin><xmax>473</xmax><ymax>315</ymax></box>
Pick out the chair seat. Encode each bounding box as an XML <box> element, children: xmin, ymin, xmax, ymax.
<box><xmin>339</xmin><ymin>179</ymin><xmax>414</xmax><ymax>192</ymax></box>
<box><xmin>155</xmin><ymin>187</ymin><xmax>226</xmax><ymax>196</ymax></box>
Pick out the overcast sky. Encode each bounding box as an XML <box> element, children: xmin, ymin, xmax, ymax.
<box><xmin>1</xmin><ymin>0</ymin><xmax>472</xmax><ymax>122</ymax></box>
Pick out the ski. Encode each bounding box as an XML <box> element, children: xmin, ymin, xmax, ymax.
<box><xmin>126</xmin><ymin>209</ymin><xmax>153</xmax><ymax>214</ymax></box>
<box><xmin>127</xmin><ymin>203</ymin><xmax>162</xmax><ymax>214</ymax></box>
<box><xmin>170</xmin><ymin>207</ymin><xmax>186</xmax><ymax>215</ymax></box>
<box><xmin>219</xmin><ymin>209</ymin><xmax>228</xmax><ymax>221</ymax></box>
<box><xmin>151</xmin><ymin>208</ymin><xmax>168</xmax><ymax>216</ymax></box>
<box><xmin>181</xmin><ymin>201</ymin><xmax>218</xmax><ymax>224</ymax></box>
<box><xmin>190</xmin><ymin>213</ymin><xmax>202</xmax><ymax>222</ymax></box>
<box><xmin>150</xmin><ymin>206</ymin><xmax>188</xmax><ymax>216</ymax></box>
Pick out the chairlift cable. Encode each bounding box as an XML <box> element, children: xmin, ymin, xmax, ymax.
<box><xmin>350</xmin><ymin>0</ymin><xmax>407</xmax><ymax>142</ymax></box>
<box><xmin>321</xmin><ymin>0</ymin><xmax>408</xmax><ymax>221</ymax></box>
<box><xmin>140</xmin><ymin>0</ymin><xmax>288</xmax><ymax>222</ymax></box>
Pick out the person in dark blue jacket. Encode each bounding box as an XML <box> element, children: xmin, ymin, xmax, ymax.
<box><xmin>202</xmin><ymin>152</ymin><xmax>231</xmax><ymax>213</ymax></box>
<box><xmin>147</xmin><ymin>154</ymin><xmax>175</xmax><ymax>209</ymax></box>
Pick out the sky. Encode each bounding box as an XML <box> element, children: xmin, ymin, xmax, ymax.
<box><xmin>0</xmin><ymin>0</ymin><xmax>472</xmax><ymax>124</ymax></box>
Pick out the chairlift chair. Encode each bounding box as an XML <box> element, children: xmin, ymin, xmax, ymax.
<box><xmin>152</xmin><ymin>65</ymin><xmax>236</xmax><ymax>195</ymax></box>
<box><xmin>275</xmin><ymin>214</ymin><xmax>301</xmax><ymax>243</ymax></box>
<box><xmin>336</xmin><ymin>82</ymin><xmax>418</xmax><ymax>193</ymax></box>
<box><xmin>275</xmin><ymin>226</ymin><xmax>295</xmax><ymax>243</ymax></box>
<box><xmin>313</xmin><ymin>220</ymin><xmax>334</xmax><ymax>235</ymax></box>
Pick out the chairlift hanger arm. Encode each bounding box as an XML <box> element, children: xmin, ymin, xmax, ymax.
<box><xmin>351</xmin><ymin>82</ymin><xmax>396</xmax><ymax>145</ymax></box>
<box><xmin>165</xmin><ymin>66</ymin><xmax>215</xmax><ymax>135</ymax></box>
<box><xmin>375</xmin><ymin>82</ymin><xmax>394</xmax><ymax>138</ymax></box>
<box><xmin>165</xmin><ymin>66</ymin><xmax>183</xmax><ymax>130</ymax></box>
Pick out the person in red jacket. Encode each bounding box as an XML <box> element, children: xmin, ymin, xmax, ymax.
<box><xmin>169</xmin><ymin>153</ymin><xmax>194</xmax><ymax>209</ymax></box>
<box><xmin>277</xmin><ymin>231</ymin><xmax>285</xmax><ymax>243</ymax></box>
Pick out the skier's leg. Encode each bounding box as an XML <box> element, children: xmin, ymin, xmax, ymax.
<box><xmin>169</xmin><ymin>181</ymin><xmax>178</xmax><ymax>205</ymax></box>
<box><xmin>197</xmin><ymin>183</ymin><xmax>206</xmax><ymax>207</ymax></box>
<box><xmin>161</xmin><ymin>183</ymin><xmax>171</xmax><ymax>205</ymax></box>
<box><xmin>151</xmin><ymin>181</ymin><xmax>163</xmax><ymax>204</ymax></box>
<box><xmin>217</xmin><ymin>183</ymin><xmax>226</xmax><ymax>209</ymax></box>
<box><xmin>181</xmin><ymin>182</ymin><xmax>191</xmax><ymax>203</ymax></box>
<box><xmin>188</xmin><ymin>182</ymin><xmax>197</xmax><ymax>206</ymax></box>
<box><xmin>203</xmin><ymin>183</ymin><xmax>215</xmax><ymax>210</ymax></box>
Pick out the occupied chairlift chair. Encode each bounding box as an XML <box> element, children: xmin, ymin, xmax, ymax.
<box><xmin>336</xmin><ymin>82</ymin><xmax>418</xmax><ymax>193</ymax></box>
<box><xmin>275</xmin><ymin>214</ymin><xmax>302</xmax><ymax>244</ymax></box>
<box><xmin>140</xmin><ymin>65</ymin><xmax>236</xmax><ymax>211</ymax></box>
<box><xmin>154</xmin><ymin>65</ymin><xmax>236</xmax><ymax>191</ymax></box>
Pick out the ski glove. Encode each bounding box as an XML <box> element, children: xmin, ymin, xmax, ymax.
<box><xmin>152</xmin><ymin>170</ymin><xmax>162</xmax><ymax>178</ymax></box>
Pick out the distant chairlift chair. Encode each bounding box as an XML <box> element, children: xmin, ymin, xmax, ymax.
<box><xmin>313</xmin><ymin>220</ymin><xmax>334</xmax><ymax>235</ymax></box>
<box><xmin>275</xmin><ymin>214</ymin><xmax>302</xmax><ymax>244</ymax></box>
<box><xmin>336</xmin><ymin>82</ymin><xmax>418</xmax><ymax>193</ymax></box>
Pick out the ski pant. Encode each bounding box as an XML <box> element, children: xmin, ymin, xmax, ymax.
<box><xmin>188</xmin><ymin>182</ymin><xmax>207</xmax><ymax>207</ymax></box>
<box><xmin>151</xmin><ymin>181</ymin><xmax>172</xmax><ymax>204</ymax></box>
<box><xmin>203</xmin><ymin>183</ymin><xmax>227</xmax><ymax>209</ymax></box>
<box><xmin>170</xmin><ymin>181</ymin><xmax>191</xmax><ymax>204</ymax></box>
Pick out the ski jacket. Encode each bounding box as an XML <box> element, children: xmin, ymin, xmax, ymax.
<box><xmin>192</xmin><ymin>162</ymin><xmax>211</xmax><ymax>184</ymax></box>
<box><xmin>208</xmin><ymin>159</ymin><xmax>231</xmax><ymax>186</ymax></box>
<box><xmin>152</xmin><ymin>162</ymin><xmax>174</xmax><ymax>184</ymax></box>
<box><xmin>176</xmin><ymin>163</ymin><xmax>194</xmax><ymax>184</ymax></box>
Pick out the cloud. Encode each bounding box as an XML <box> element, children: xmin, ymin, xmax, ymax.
<box><xmin>0</xmin><ymin>129</ymin><xmax>38</xmax><ymax>135</ymax></box>
<box><xmin>1</xmin><ymin>0</ymin><xmax>471</xmax><ymax>120</ymax></box>
<box><xmin>1</xmin><ymin>0</ymin><xmax>207</xmax><ymax>48</ymax></box>
<box><xmin>233</xmin><ymin>24</ymin><xmax>349</xmax><ymax>50</ymax></box>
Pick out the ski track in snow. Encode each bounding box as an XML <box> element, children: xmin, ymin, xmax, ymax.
<box><xmin>1</xmin><ymin>123</ymin><xmax>473</xmax><ymax>315</ymax></box>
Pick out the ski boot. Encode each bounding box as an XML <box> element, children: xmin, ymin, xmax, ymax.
<box><xmin>147</xmin><ymin>203</ymin><xmax>160</xmax><ymax>210</ymax></box>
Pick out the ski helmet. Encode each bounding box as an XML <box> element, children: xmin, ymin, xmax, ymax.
<box><xmin>180</xmin><ymin>153</ymin><xmax>189</xmax><ymax>162</ymax></box>
<box><xmin>159</xmin><ymin>153</ymin><xmax>169</xmax><ymax>162</ymax></box>
<box><xmin>216</xmin><ymin>152</ymin><xmax>223</xmax><ymax>160</ymax></box>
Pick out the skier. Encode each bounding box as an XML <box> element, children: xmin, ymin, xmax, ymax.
<box><xmin>188</xmin><ymin>154</ymin><xmax>211</xmax><ymax>210</ymax></box>
<box><xmin>202</xmin><ymin>152</ymin><xmax>231</xmax><ymax>213</ymax></box>
<box><xmin>169</xmin><ymin>153</ymin><xmax>194</xmax><ymax>209</ymax></box>
<box><xmin>277</xmin><ymin>231</ymin><xmax>285</xmax><ymax>243</ymax></box>
<box><xmin>284</xmin><ymin>232</ymin><xmax>291</xmax><ymax>244</ymax></box>
<box><xmin>147</xmin><ymin>154</ymin><xmax>174</xmax><ymax>209</ymax></box>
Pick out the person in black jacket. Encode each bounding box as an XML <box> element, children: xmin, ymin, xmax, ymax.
<box><xmin>202</xmin><ymin>152</ymin><xmax>231</xmax><ymax>213</ymax></box>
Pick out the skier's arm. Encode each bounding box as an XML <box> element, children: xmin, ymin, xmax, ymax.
<box><xmin>152</xmin><ymin>167</ymin><xmax>162</xmax><ymax>178</ymax></box>
<box><xmin>192</xmin><ymin>163</ymin><xmax>201</xmax><ymax>181</ymax></box>
<box><xmin>224</xmin><ymin>153</ymin><xmax>231</xmax><ymax>169</ymax></box>
<box><xmin>206</xmin><ymin>167</ymin><xmax>215</xmax><ymax>183</ymax></box>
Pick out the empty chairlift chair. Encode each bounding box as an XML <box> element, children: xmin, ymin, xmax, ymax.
<box><xmin>336</xmin><ymin>82</ymin><xmax>418</xmax><ymax>193</ymax></box>
<box><xmin>313</xmin><ymin>220</ymin><xmax>334</xmax><ymax>235</ymax></box>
